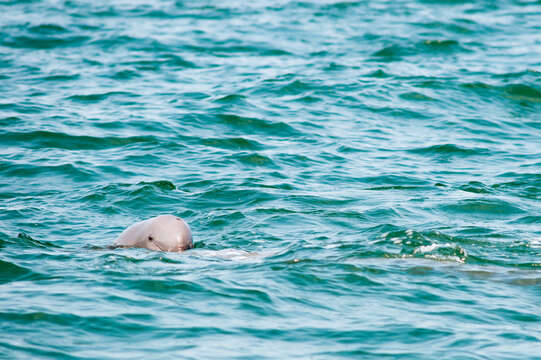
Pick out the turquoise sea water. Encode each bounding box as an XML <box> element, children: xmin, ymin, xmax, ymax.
<box><xmin>1</xmin><ymin>0</ymin><xmax>540</xmax><ymax>358</ymax></box>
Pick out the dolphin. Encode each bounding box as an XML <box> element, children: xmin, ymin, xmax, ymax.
<box><xmin>113</xmin><ymin>214</ymin><xmax>193</xmax><ymax>252</ymax></box>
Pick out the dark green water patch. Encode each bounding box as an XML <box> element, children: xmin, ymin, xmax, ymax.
<box><xmin>418</xmin><ymin>39</ymin><xmax>466</xmax><ymax>53</ymax></box>
<box><xmin>1</xmin><ymin>0</ymin><xmax>540</xmax><ymax>358</ymax></box>
<box><xmin>137</xmin><ymin>180</ymin><xmax>176</xmax><ymax>191</ymax></box>
<box><xmin>458</xmin><ymin>181</ymin><xmax>492</xmax><ymax>194</ymax></box>
<box><xmin>409</xmin><ymin>143</ymin><xmax>489</xmax><ymax>157</ymax></box>
<box><xmin>461</xmin><ymin>81</ymin><xmax>541</xmax><ymax>104</ymax></box>
<box><xmin>233</xmin><ymin>153</ymin><xmax>277</xmax><ymax>168</ymax></box>
<box><xmin>27</xmin><ymin>24</ymin><xmax>69</xmax><ymax>35</ymax></box>
<box><xmin>276</xmin><ymin>153</ymin><xmax>318</xmax><ymax>168</ymax></box>
<box><xmin>0</xmin><ymin>102</ymin><xmax>48</xmax><ymax>114</ymax></box>
<box><xmin>109</xmin><ymin>69</ymin><xmax>141</xmax><ymax>80</ymax></box>
<box><xmin>67</xmin><ymin>91</ymin><xmax>140</xmax><ymax>103</ymax></box>
<box><xmin>213</xmin><ymin>94</ymin><xmax>247</xmax><ymax>104</ymax></box>
<box><xmin>16</xmin><ymin>233</ymin><xmax>61</xmax><ymax>249</ymax></box>
<box><xmin>184</xmin><ymin>43</ymin><xmax>291</xmax><ymax>57</ymax></box>
<box><xmin>216</xmin><ymin>114</ymin><xmax>300</xmax><ymax>137</ymax></box>
<box><xmin>0</xmin><ymin>130</ymin><xmax>157</xmax><ymax>150</ymax></box>
<box><xmin>124</xmin><ymin>278</ymin><xmax>207</xmax><ymax>295</ymax></box>
<box><xmin>441</xmin><ymin>199</ymin><xmax>525</xmax><ymax>217</ymax></box>
<box><xmin>361</xmin><ymin>174</ymin><xmax>431</xmax><ymax>186</ymax></box>
<box><xmin>363</xmin><ymin>69</ymin><xmax>392</xmax><ymax>78</ymax></box>
<box><xmin>503</xmin><ymin>84</ymin><xmax>541</xmax><ymax>103</ymax></box>
<box><xmin>1</xmin><ymin>35</ymin><xmax>89</xmax><ymax>49</ymax></box>
<box><xmin>0</xmin><ymin>259</ymin><xmax>47</xmax><ymax>284</ymax></box>
<box><xmin>0</xmin><ymin>161</ymin><xmax>97</xmax><ymax>181</ymax></box>
<box><xmin>366</xmin><ymin>185</ymin><xmax>431</xmax><ymax>191</ymax></box>
<box><xmin>372</xmin><ymin>39</ymin><xmax>466</xmax><ymax>61</ymax></box>
<box><xmin>399</xmin><ymin>91</ymin><xmax>436</xmax><ymax>101</ymax></box>
<box><xmin>40</xmin><ymin>74</ymin><xmax>80</xmax><ymax>82</ymax></box>
<box><xmin>201</xmin><ymin>137</ymin><xmax>263</xmax><ymax>150</ymax></box>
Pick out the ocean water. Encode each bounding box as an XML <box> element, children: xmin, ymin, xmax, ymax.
<box><xmin>1</xmin><ymin>0</ymin><xmax>540</xmax><ymax>358</ymax></box>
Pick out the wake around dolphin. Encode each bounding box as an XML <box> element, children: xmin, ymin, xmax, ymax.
<box><xmin>113</xmin><ymin>215</ymin><xmax>193</xmax><ymax>252</ymax></box>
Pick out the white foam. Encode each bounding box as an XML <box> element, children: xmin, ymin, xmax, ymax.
<box><xmin>415</xmin><ymin>244</ymin><xmax>438</xmax><ymax>253</ymax></box>
<box><xmin>530</xmin><ymin>237</ymin><xmax>541</xmax><ymax>249</ymax></box>
<box><xmin>193</xmin><ymin>249</ymin><xmax>272</xmax><ymax>261</ymax></box>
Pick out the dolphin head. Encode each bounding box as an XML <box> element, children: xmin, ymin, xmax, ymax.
<box><xmin>114</xmin><ymin>214</ymin><xmax>193</xmax><ymax>252</ymax></box>
<box><xmin>144</xmin><ymin>215</ymin><xmax>193</xmax><ymax>252</ymax></box>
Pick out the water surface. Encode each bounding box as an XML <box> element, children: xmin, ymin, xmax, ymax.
<box><xmin>1</xmin><ymin>0</ymin><xmax>540</xmax><ymax>358</ymax></box>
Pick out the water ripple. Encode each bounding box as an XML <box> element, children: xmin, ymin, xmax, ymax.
<box><xmin>1</xmin><ymin>0</ymin><xmax>540</xmax><ymax>358</ymax></box>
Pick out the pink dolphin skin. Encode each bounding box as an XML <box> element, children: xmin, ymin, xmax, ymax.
<box><xmin>114</xmin><ymin>215</ymin><xmax>193</xmax><ymax>252</ymax></box>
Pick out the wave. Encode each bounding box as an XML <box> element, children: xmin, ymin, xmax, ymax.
<box><xmin>67</xmin><ymin>91</ymin><xmax>140</xmax><ymax>103</ymax></box>
<box><xmin>0</xmin><ymin>130</ymin><xmax>157</xmax><ymax>150</ymax></box>
<box><xmin>0</xmin><ymin>259</ymin><xmax>47</xmax><ymax>284</ymax></box>
<box><xmin>1</xmin><ymin>35</ymin><xmax>89</xmax><ymax>49</ymax></box>
<box><xmin>216</xmin><ymin>113</ymin><xmax>300</xmax><ymax>137</ymax></box>
<box><xmin>409</xmin><ymin>143</ymin><xmax>489</xmax><ymax>157</ymax></box>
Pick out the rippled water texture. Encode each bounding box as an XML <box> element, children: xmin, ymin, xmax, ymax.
<box><xmin>1</xmin><ymin>0</ymin><xmax>540</xmax><ymax>358</ymax></box>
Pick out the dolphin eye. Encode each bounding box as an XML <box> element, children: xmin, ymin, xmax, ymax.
<box><xmin>148</xmin><ymin>235</ymin><xmax>154</xmax><ymax>242</ymax></box>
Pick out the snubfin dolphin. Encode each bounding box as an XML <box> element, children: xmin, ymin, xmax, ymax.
<box><xmin>113</xmin><ymin>215</ymin><xmax>193</xmax><ymax>252</ymax></box>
